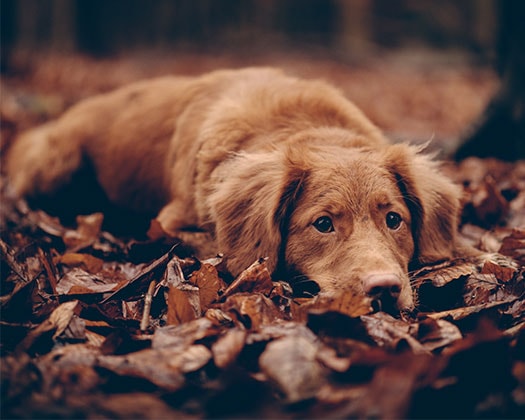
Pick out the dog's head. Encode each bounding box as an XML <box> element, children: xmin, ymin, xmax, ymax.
<box><xmin>208</xmin><ymin>140</ymin><xmax>462</xmax><ymax>312</ymax></box>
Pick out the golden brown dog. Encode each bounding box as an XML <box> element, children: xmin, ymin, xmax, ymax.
<box><xmin>6</xmin><ymin>67</ymin><xmax>468</xmax><ymax>311</ymax></box>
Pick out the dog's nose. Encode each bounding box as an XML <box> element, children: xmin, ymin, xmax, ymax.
<box><xmin>362</xmin><ymin>273</ymin><xmax>402</xmax><ymax>301</ymax></box>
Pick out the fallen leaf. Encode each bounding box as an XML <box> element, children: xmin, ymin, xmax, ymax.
<box><xmin>259</xmin><ymin>326</ymin><xmax>327</xmax><ymax>403</ymax></box>
<box><xmin>49</xmin><ymin>300</ymin><xmax>82</xmax><ymax>339</ymax></box>
<box><xmin>470</xmin><ymin>175</ymin><xmax>510</xmax><ymax>227</ymax></box>
<box><xmin>167</xmin><ymin>284</ymin><xmax>201</xmax><ymax>325</ymax></box>
<box><xmin>58</xmin><ymin>253</ymin><xmax>104</xmax><ymax>274</ymax></box>
<box><xmin>16</xmin><ymin>300</ymin><xmax>81</xmax><ymax>353</ymax></box>
<box><xmin>221</xmin><ymin>258</ymin><xmax>274</xmax><ymax>299</ymax></box>
<box><xmin>31</xmin><ymin>209</ymin><xmax>66</xmax><ymax>237</ymax></box>
<box><xmin>331</xmin><ymin>353</ymin><xmax>435</xmax><ymax>419</ymax></box>
<box><xmin>63</xmin><ymin>213</ymin><xmax>104</xmax><ymax>251</ymax></box>
<box><xmin>97</xmin><ymin>348</ymin><xmax>187</xmax><ymax>392</ymax></box>
<box><xmin>56</xmin><ymin>268</ymin><xmax>122</xmax><ymax>295</ymax></box>
<box><xmin>412</xmin><ymin>258</ymin><xmax>478</xmax><ymax>288</ymax></box>
<box><xmin>102</xmin><ymin>244</ymin><xmax>178</xmax><ymax>303</ymax></box>
<box><xmin>360</xmin><ymin>312</ymin><xmax>428</xmax><ymax>353</ymax></box>
<box><xmin>294</xmin><ymin>290</ymin><xmax>373</xmax><ymax>322</ymax></box>
<box><xmin>499</xmin><ymin>228</ymin><xmax>525</xmax><ymax>264</ymax></box>
<box><xmin>424</xmin><ymin>297</ymin><xmax>520</xmax><ymax>321</ymax></box>
<box><xmin>315</xmin><ymin>346</ymin><xmax>352</xmax><ymax>372</ymax></box>
<box><xmin>463</xmin><ymin>273</ymin><xmax>499</xmax><ymax>305</ymax></box>
<box><xmin>165</xmin><ymin>257</ymin><xmax>201</xmax><ymax>325</ymax></box>
<box><xmin>221</xmin><ymin>293</ymin><xmax>285</xmax><ymax>330</ymax></box>
<box><xmin>190</xmin><ymin>263</ymin><xmax>226</xmax><ymax>310</ymax></box>
<box><xmin>69</xmin><ymin>392</ymin><xmax>183</xmax><ymax>419</ymax></box>
<box><xmin>212</xmin><ymin>327</ymin><xmax>247</xmax><ymax>369</ymax></box>
<box><xmin>152</xmin><ymin>317</ymin><xmax>219</xmax><ymax>350</ymax></box>
<box><xmin>481</xmin><ymin>258</ymin><xmax>518</xmax><ymax>282</ymax></box>
<box><xmin>415</xmin><ymin>317</ymin><xmax>462</xmax><ymax>352</ymax></box>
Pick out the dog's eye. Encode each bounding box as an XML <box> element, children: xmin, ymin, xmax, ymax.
<box><xmin>313</xmin><ymin>216</ymin><xmax>334</xmax><ymax>233</ymax></box>
<box><xmin>386</xmin><ymin>212</ymin><xmax>402</xmax><ymax>230</ymax></box>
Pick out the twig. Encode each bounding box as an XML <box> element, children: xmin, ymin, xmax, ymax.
<box><xmin>38</xmin><ymin>247</ymin><xmax>58</xmax><ymax>295</ymax></box>
<box><xmin>140</xmin><ymin>280</ymin><xmax>157</xmax><ymax>331</ymax></box>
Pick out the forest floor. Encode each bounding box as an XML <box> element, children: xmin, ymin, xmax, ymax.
<box><xmin>1</xmin><ymin>49</ymin><xmax>524</xmax><ymax>418</ymax></box>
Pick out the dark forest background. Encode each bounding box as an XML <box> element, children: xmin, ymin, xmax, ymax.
<box><xmin>1</xmin><ymin>0</ymin><xmax>498</xmax><ymax>60</ymax></box>
<box><xmin>2</xmin><ymin>0</ymin><xmax>523</xmax><ymax>160</ymax></box>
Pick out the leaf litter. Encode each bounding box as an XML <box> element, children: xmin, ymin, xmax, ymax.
<box><xmin>1</xmin><ymin>55</ymin><xmax>524</xmax><ymax>419</ymax></box>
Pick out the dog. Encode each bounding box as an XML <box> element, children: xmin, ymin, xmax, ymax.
<box><xmin>6</xmin><ymin>67</ymin><xmax>469</xmax><ymax>312</ymax></box>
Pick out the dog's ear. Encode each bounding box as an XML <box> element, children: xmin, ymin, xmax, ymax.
<box><xmin>384</xmin><ymin>144</ymin><xmax>463</xmax><ymax>267</ymax></box>
<box><xmin>207</xmin><ymin>149</ymin><xmax>308</xmax><ymax>277</ymax></box>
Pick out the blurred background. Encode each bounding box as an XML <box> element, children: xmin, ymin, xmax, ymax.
<box><xmin>1</xmin><ymin>0</ymin><xmax>522</xmax><ymax>158</ymax></box>
<box><xmin>1</xmin><ymin>0</ymin><xmax>497</xmax><ymax>59</ymax></box>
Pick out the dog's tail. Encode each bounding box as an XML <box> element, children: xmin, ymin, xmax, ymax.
<box><xmin>5</xmin><ymin>121</ymin><xmax>83</xmax><ymax>198</ymax></box>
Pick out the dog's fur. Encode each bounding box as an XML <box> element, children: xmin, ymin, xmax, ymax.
<box><xmin>6</xmin><ymin>67</ymin><xmax>468</xmax><ymax>311</ymax></box>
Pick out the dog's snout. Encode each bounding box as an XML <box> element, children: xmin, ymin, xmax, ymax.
<box><xmin>362</xmin><ymin>273</ymin><xmax>402</xmax><ymax>299</ymax></box>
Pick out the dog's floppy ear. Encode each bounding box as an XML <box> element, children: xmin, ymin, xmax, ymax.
<box><xmin>384</xmin><ymin>144</ymin><xmax>463</xmax><ymax>267</ymax></box>
<box><xmin>207</xmin><ymin>149</ymin><xmax>308</xmax><ymax>277</ymax></box>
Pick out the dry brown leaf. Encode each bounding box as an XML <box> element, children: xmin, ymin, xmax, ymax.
<box><xmin>211</xmin><ymin>328</ymin><xmax>247</xmax><ymax>369</ymax></box>
<box><xmin>204</xmin><ymin>308</ymin><xmax>235</xmax><ymax>326</ymax></box>
<box><xmin>294</xmin><ymin>290</ymin><xmax>373</xmax><ymax>321</ymax></box>
<box><xmin>463</xmin><ymin>273</ymin><xmax>499</xmax><ymax>305</ymax></box>
<box><xmin>58</xmin><ymin>253</ymin><xmax>104</xmax><ymax>274</ymax></box>
<box><xmin>56</xmin><ymin>268</ymin><xmax>122</xmax><ymax>295</ymax></box>
<box><xmin>499</xmin><ymin>228</ymin><xmax>525</xmax><ymax>264</ymax></box>
<box><xmin>84</xmin><ymin>330</ymin><xmax>106</xmax><ymax>347</ymax></box>
<box><xmin>49</xmin><ymin>300</ymin><xmax>82</xmax><ymax>339</ymax></box>
<box><xmin>221</xmin><ymin>258</ymin><xmax>274</xmax><ymax>299</ymax></box>
<box><xmin>16</xmin><ymin>300</ymin><xmax>81</xmax><ymax>352</ymax></box>
<box><xmin>165</xmin><ymin>257</ymin><xmax>201</xmax><ymax>325</ymax></box>
<box><xmin>481</xmin><ymin>258</ymin><xmax>518</xmax><ymax>282</ymax></box>
<box><xmin>102</xmin><ymin>246</ymin><xmax>177</xmax><ymax>303</ymax></box>
<box><xmin>332</xmin><ymin>354</ymin><xmax>435</xmax><ymax>419</ymax></box>
<box><xmin>190</xmin><ymin>263</ymin><xmax>226</xmax><ymax>310</ymax></box>
<box><xmin>259</xmin><ymin>327</ymin><xmax>326</xmax><ymax>403</ymax></box>
<box><xmin>38</xmin><ymin>343</ymin><xmax>100</xmax><ymax>370</ymax></box>
<box><xmin>424</xmin><ymin>297</ymin><xmax>519</xmax><ymax>321</ymax></box>
<box><xmin>31</xmin><ymin>209</ymin><xmax>66</xmax><ymax>237</ymax></box>
<box><xmin>97</xmin><ymin>345</ymin><xmax>211</xmax><ymax>391</ymax></box>
<box><xmin>72</xmin><ymin>392</ymin><xmax>182</xmax><ymax>419</ymax></box>
<box><xmin>412</xmin><ymin>258</ymin><xmax>478</xmax><ymax>287</ymax></box>
<box><xmin>167</xmin><ymin>285</ymin><xmax>201</xmax><ymax>325</ymax></box>
<box><xmin>152</xmin><ymin>318</ymin><xmax>219</xmax><ymax>350</ymax></box>
<box><xmin>63</xmin><ymin>213</ymin><xmax>104</xmax><ymax>251</ymax></box>
<box><xmin>500</xmin><ymin>298</ymin><xmax>525</xmax><ymax>325</ymax></box>
<box><xmin>168</xmin><ymin>344</ymin><xmax>212</xmax><ymax>373</ymax></box>
<box><xmin>470</xmin><ymin>176</ymin><xmax>510</xmax><ymax>226</ymax></box>
<box><xmin>360</xmin><ymin>312</ymin><xmax>428</xmax><ymax>353</ymax></box>
<box><xmin>415</xmin><ymin>317</ymin><xmax>462</xmax><ymax>352</ymax></box>
<box><xmin>315</xmin><ymin>346</ymin><xmax>352</xmax><ymax>372</ymax></box>
<box><xmin>221</xmin><ymin>293</ymin><xmax>284</xmax><ymax>330</ymax></box>
<box><xmin>97</xmin><ymin>348</ymin><xmax>186</xmax><ymax>392</ymax></box>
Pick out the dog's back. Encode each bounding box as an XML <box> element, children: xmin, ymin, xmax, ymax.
<box><xmin>6</xmin><ymin>68</ymin><xmax>385</xmax><ymax>217</ymax></box>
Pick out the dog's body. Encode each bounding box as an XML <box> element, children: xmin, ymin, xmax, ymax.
<box><xmin>6</xmin><ymin>67</ymin><xmax>468</xmax><ymax>311</ymax></box>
